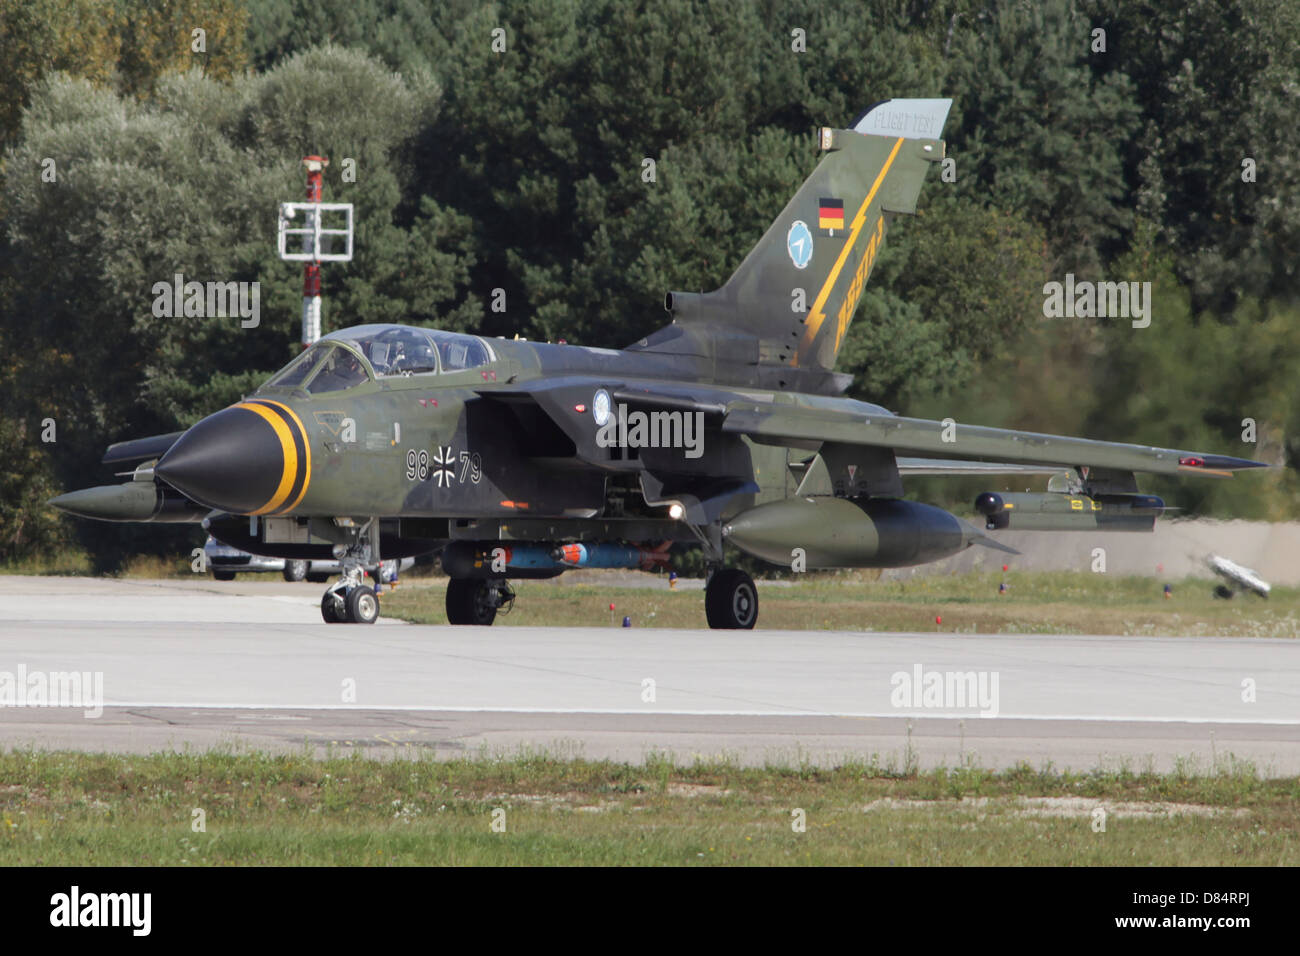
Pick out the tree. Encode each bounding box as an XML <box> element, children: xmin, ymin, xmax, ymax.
<box><xmin>0</xmin><ymin>47</ymin><xmax>472</xmax><ymax>563</ymax></box>
<box><xmin>1083</xmin><ymin>0</ymin><xmax>1300</xmax><ymax>309</ymax></box>
<box><xmin>116</xmin><ymin>0</ymin><xmax>249</xmax><ymax>95</ymax></box>
<box><xmin>0</xmin><ymin>0</ymin><xmax>122</xmax><ymax>148</ymax></box>
<box><xmin>943</xmin><ymin>0</ymin><xmax>1139</xmax><ymax>275</ymax></box>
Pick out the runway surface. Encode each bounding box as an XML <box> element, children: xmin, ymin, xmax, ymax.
<box><xmin>1</xmin><ymin>576</ymin><xmax>1297</xmax><ymax>773</ymax></box>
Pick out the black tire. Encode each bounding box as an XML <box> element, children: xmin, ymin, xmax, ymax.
<box><xmin>213</xmin><ymin>569</ymin><xmax>236</xmax><ymax>581</ymax></box>
<box><xmin>345</xmin><ymin>585</ymin><xmax>380</xmax><ymax>624</ymax></box>
<box><xmin>306</xmin><ymin>571</ymin><xmax>330</xmax><ymax>583</ymax></box>
<box><xmin>705</xmin><ymin>568</ymin><xmax>758</xmax><ymax>629</ymax></box>
<box><xmin>1213</xmin><ymin>584</ymin><xmax>1235</xmax><ymax>600</ymax></box>
<box><xmin>321</xmin><ymin>591</ymin><xmax>345</xmax><ymax>623</ymax></box>
<box><xmin>283</xmin><ymin>560</ymin><xmax>308</xmax><ymax>582</ymax></box>
<box><xmin>446</xmin><ymin>578</ymin><xmax>498</xmax><ymax>626</ymax></box>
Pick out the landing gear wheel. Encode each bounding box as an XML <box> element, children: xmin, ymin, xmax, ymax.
<box><xmin>321</xmin><ymin>591</ymin><xmax>345</xmax><ymax>623</ymax></box>
<box><xmin>1213</xmin><ymin>585</ymin><xmax>1235</xmax><ymax>600</ymax></box>
<box><xmin>345</xmin><ymin>586</ymin><xmax>380</xmax><ymax>624</ymax></box>
<box><xmin>446</xmin><ymin>578</ymin><xmax>499</xmax><ymax>626</ymax></box>
<box><xmin>213</xmin><ymin>570</ymin><xmax>236</xmax><ymax>581</ymax></box>
<box><xmin>705</xmin><ymin>568</ymin><xmax>758</xmax><ymax>629</ymax></box>
<box><xmin>283</xmin><ymin>559</ymin><xmax>308</xmax><ymax>582</ymax></box>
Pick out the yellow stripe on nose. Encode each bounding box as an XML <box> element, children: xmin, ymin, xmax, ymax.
<box><xmin>235</xmin><ymin>402</ymin><xmax>297</xmax><ymax>514</ymax></box>
<box><xmin>254</xmin><ymin>399</ymin><xmax>313</xmax><ymax>513</ymax></box>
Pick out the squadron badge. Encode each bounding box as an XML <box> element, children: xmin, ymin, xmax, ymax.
<box><xmin>787</xmin><ymin>220</ymin><xmax>813</xmax><ymax>269</ymax></box>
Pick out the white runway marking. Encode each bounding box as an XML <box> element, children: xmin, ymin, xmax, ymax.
<box><xmin>60</xmin><ymin>703</ymin><xmax>1300</xmax><ymax>725</ymax></box>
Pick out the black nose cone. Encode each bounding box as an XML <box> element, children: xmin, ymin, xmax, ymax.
<box><xmin>155</xmin><ymin>402</ymin><xmax>308</xmax><ymax>515</ymax></box>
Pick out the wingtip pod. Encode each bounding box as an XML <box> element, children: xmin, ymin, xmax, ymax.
<box><xmin>1202</xmin><ymin>454</ymin><xmax>1270</xmax><ymax>470</ymax></box>
<box><xmin>1176</xmin><ymin>453</ymin><xmax>1271</xmax><ymax>476</ymax></box>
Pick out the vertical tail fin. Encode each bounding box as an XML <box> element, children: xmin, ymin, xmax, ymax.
<box><xmin>653</xmin><ymin>99</ymin><xmax>951</xmax><ymax>381</ymax></box>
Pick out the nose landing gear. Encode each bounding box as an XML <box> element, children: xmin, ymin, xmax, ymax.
<box><xmin>320</xmin><ymin>569</ymin><xmax>382</xmax><ymax>624</ymax></box>
<box><xmin>319</xmin><ymin>519</ymin><xmax>383</xmax><ymax>624</ymax></box>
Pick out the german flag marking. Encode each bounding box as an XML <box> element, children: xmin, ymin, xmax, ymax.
<box><xmin>246</xmin><ymin>399</ymin><xmax>312</xmax><ymax>514</ymax></box>
<box><xmin>818</xmin><ymin>197</ymin><xmax>844</xmax><ymax>232</ymax></box>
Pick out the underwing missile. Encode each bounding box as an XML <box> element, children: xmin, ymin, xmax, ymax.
<box><xmin>551</xmin><ymin>543</ymin><xmax>671</xmax><ymax>570</ymax></box>
<box><xmin>440</xmin><ymin>540</ymin><xmax>670</xmax><ymax>579</ymax></box>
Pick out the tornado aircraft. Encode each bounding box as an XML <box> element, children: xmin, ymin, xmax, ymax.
<box><xmin>51</xmin><ymin>99</ymin><xmax>1265</xmax><ymax>627</ymax></box>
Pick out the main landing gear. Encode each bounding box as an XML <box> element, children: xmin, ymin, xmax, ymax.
<box><xmin>435</xmin><ymin>526</ymin><xmax>757</xmax><ymax>628</ymax></box>
<box><xmin>319</xmin><ymin>519</ymin><xmax>383</xmax><ymax>624</ymax></box>
<box><xmin>686</xmin><ymin>521</ymin><xmax>758</xmax><ymax>628</ymax></box>
<box><xmin>704</xmin><ymin>567</ymin><xmax>758</xmax><ymax>629</ymax></box>
<box><xmin>439</xmin><ymin>569</ymin><xmax>756</xmax><ymax>628</ymax></box>
<box><xmin>445</xmin><ymin>578</ymin><xmax>515</xmax><ymax>626</ymax></box>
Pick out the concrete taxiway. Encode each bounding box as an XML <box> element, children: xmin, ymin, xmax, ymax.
<box><xmin>0</xmin><ymin>576</ymin><xmax>1297</xmax><ymax>773</ymax></box>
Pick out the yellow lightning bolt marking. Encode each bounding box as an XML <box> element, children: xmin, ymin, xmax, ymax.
<box><xmin>832</xmin><ymin>216</ymin><xmax>884</xmax><ymax>355</ymax></box>
<box><xmin>797</xmin><ymin>136</ymin><xmax>904</xmax><ymax>364</ymax></box>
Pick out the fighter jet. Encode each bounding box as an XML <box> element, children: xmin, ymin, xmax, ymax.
<box><xmin>51</xmin><ymin>99</ymin><xmax>1266</xmax><ymax>627</ymax></box>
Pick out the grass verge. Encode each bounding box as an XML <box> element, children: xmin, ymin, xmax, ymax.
<box><xmin>0</xmin><ymin>749</ymin><xmax>1294</xmax><ymax>866</ymax></box>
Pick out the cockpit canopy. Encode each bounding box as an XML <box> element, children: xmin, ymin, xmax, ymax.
<box><xmin>260</xmin><ymin>324</ymin><xmax>495</xmax><ymax>393</ymax></box>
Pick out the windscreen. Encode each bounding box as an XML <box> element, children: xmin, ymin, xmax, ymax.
<box><xmin>263</xmin><ymin>345</ymin><xmax>328</xmax><ymax>388</ymax></box>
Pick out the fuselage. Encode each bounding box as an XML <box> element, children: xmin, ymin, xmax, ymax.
<box><xmin>152</xmin><ymin>323</ymin><xmax>893</xmax><ymax>524</ymax></box>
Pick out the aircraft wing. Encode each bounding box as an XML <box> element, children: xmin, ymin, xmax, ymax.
<box><xmin>481</xmin><ymin>380</ymin><xmax>1264</xmax><ymax>478</ymax></box>
<box><xmin>722</xmin><ymin>404</ymin><xmax>1267</xmax><ymax>477</ymax></box>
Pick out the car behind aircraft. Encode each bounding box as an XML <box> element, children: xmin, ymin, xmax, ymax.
<box><xmin>202</xmin><ymin>536</ymin><xmax>413</xmax><ymax>583</ymax></box>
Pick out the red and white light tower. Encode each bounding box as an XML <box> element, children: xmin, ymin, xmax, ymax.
<box><xmin>278</xmin><ymin>155</ymin><xmax>354</xmax><ymax>347</ymax></box>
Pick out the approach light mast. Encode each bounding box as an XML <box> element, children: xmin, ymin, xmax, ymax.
<box><xmin>277</xmin><ymin>155</ymin><xmax>354</xmax><ymax>347</ymax></box>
